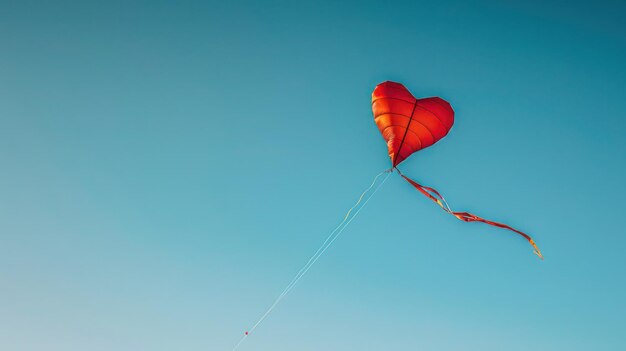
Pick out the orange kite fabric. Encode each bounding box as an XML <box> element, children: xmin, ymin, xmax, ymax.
<box><xmin>372</xmin><ymin>81</ymin><xmax>543</xmax><ymax>259</ymax></box>
<box><xmin>372</xmin><ymin>81</ymin><xmax>454</xmax><ymax>167</ymax></box>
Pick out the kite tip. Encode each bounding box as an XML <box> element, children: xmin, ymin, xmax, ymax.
<box><xmin>244</xmin><ymin>331</ymin><xmax>249</xmax><ymax>336</ymax></box>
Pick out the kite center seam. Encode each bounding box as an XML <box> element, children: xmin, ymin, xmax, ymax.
<box><xmin>393</xmin><ymin>100</ymin><xmax>418</xmax><ymax>166</ymax></box>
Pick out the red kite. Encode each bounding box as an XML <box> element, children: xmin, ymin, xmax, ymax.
<box><xmin>373</xmin><ymin>81</ymin><xmax>543</xmax><ymax>259</ymax></box>
<box><xmin>232</xmin><ymin>81</ymin><xmax>543</xmax><ymax>351</ymax></box>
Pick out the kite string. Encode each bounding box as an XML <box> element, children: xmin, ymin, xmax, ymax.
<box><xmin>247</xmin><ymin>170</ymin><xmax>390</xmax><ymax>333</ymax></box>
<box><xmin>251</xmin><ymin>170</ymin><xmax>391</xmax><ymax>331</ymax></box>
<box><xmin>273</xmin><ymin>170</ymin><xmax>392</xmax><ymax>301</ymax></box>
<box><xmin>266</xmin><ymin>169</ymin><xmax>389</xmax><ymax>305</ymax></box>
<box><xmin>232</xmin><ymin>169</ymin><xmax>392</xmax><ymax>351</ymax></box>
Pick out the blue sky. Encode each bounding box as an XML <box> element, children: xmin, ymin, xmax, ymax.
<box><xmin>1</xmin><ymin>0</ymin><xmax>625</xmax><ymax>350</ymax></box>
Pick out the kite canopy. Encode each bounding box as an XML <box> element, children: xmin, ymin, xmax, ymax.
<box><xmin>372</xmin><ymin>81</ymin><xmax>454</xmax><ymax>167</ymax></box>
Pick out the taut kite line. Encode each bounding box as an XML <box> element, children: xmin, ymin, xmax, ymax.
<box><xmin>231</xmin><ymin>80</ymin><xmax>542</xmax><ymax>350</ymax></box>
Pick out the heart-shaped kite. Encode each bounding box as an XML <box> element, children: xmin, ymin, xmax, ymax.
<box><xmin>372</xmin><ymin>81</ymin><xmax>454</xmax><ymax>167</ymax></box>
<box><xmin>372</xmin><ymin>81</ymin><xmax>543</xmax><ymax>259</ymax></box>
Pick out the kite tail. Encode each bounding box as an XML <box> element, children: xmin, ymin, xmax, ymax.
<box><xmin>395</xmin><ymin>168</ymin><xmax>543</xmax><ymax>259</ymax></box>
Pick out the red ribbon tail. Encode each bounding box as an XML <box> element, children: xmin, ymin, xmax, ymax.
<box><xmin>396</xmin><ymin>169</ymin><xmax>543</xmax><ymax>259</ymax></box>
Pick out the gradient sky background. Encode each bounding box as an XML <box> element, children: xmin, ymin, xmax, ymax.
<box><xmin>1</xmin><ymin>0</ymin><xmax>625</xmax><ymax>350</ymax></box>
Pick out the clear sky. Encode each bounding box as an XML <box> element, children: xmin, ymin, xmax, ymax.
<box><xmin>1</xmin><ymin>0</ymin><xmax>625</xmax><ymax>350</ymax></box>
